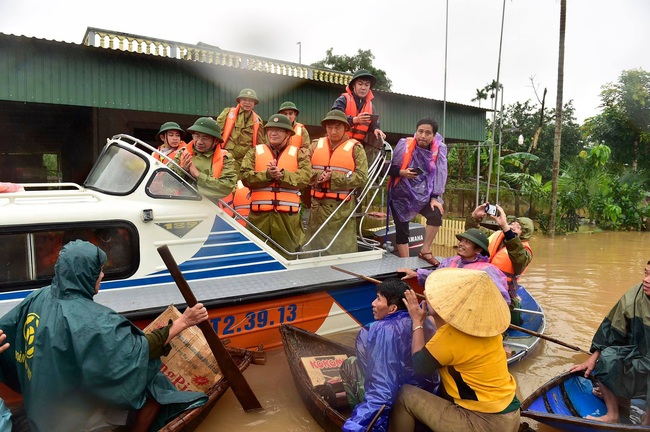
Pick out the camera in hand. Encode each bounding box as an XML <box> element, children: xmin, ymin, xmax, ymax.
<box><xmin>485</xmin><ymin>204</ymin><xmax>499</xmax><ymax>217</ymax></box>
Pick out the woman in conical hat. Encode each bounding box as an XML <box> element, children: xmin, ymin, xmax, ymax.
<box><xmin>388</xmin><ymin>268</ymin><xmax>521</xmax><ymax>432</ymax></box>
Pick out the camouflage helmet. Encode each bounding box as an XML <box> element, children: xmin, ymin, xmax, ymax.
<box><xmin>349</xmin><ymin>69</ymin><xmax>376</xmax><ymax>88</ymax></box>
<box><xmin>263</xmin><ymin>114</ymin><xmax>295</xmax><ymax>136</ymax></box>
<box><xmin>187</xmin><ymin>117</ymin><xmax>223</xmax><ymax>142</ymax></box>
<box><xmin>236</xmin><ymin>88</ymin><xmax>259</xmax><ymax>104</ymax></box>
<box><xmin>278</xmin><ymin>101</ymin><xmax>299</xmax><ymax>115</ymax></box>
<box><xmin>156</xmin><ymin>121</ymin><xmax>185</xmax><ymax>141</ymax></box>
<box><xmin>321</xmin><ymin>109</ymin><xmax>350</xmax><ymax>131</ymax></box>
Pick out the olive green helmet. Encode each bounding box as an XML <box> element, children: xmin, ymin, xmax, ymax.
<box><xmin>349</xmin><ymin>69</ymin><xmax>376</xmax><ymax>88</ymax></box>
<box><xmin>236</xmin><ymin>88</ymin><xmax>259</xmax><ymax>104</ymax></box>
<box><xmin>157</xmin><ymin>121</ymin><xmax>185</xmax><ymax>141</ymax></box>
<box><xmin>278</xmin><ymin>101</ymin><xmax>299</xmax><ymax>115</ymax></box>
<box><xmin>263</xmin><ymin>114</ymin><xmax>295</xmax><ymax>136</ymax></box>
<box><xmin>187</xmin><ymin>117</ymin><xmax>223</xmax><ymax>142</ymax></box>
<box><xmin>321</xmin><ymin>109</ymin><xmax>350</xmax><ymax>131</ymax></box>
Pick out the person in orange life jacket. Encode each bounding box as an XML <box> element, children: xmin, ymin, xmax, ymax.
<box><xmin>465</xmin><ymin>204</ymin><xmax>534</xmax><ymax>295</ymax></box>
<box><xmin>239</xmin><ymin>114</ymin><xmax>312</xmax><ymax>258</ymax></box>
<box><xmin>398</xmin><ymin>228</ymin><xmax>510</xmax><ymax>305</ymax></box>
<box><xmin>332</xmin><ymin>70</ymin><xmax>386</xmax><ymax>163</ymax></box>
<box><xmin>306</xmin><ymin>110</ymin><xmax>368</xmax><ymax>255</ymax></box>
<box><xmin>216</xmin><ymin>88</ymin><xmax>265</xmax><ymax>174</ymax></box>
<box><xmin>278</xmin><ymin>101</ymin><xmax>311</xmax><ymax>149</ymax></box>
<box><xmin>171</xmin><ymin>117</ymin><xmax>237</xmax><ymax>201</ymax></box>
<box><xmin>153</xmin><ymin>121</ymin><xmax>187</xmax><ymax>164</ymax></box>
<box><xmin>388</xmin><ymin>118</ymin><xmax>448</xmax><ymax>263</ymax></box>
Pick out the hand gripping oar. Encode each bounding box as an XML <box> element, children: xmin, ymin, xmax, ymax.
<box><xmin>157</xmin><ymin>245</ymin><xmax>263</xmax><ymax>411</ymax></box>
<box><xmin>508</xmin><ymin>323</ymin><xmax>590</xmax><ymax>355</ymax></box>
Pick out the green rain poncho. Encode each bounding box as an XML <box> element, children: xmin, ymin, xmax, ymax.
<box><xmin>591</xmin><ymin>283</ymin><xmax>650</xmax><ymax>401</ymax></box>
<box><xmin>0</xmin><ymin>240</ymin><xmax>206</xmax><ymax>432</ymax></box>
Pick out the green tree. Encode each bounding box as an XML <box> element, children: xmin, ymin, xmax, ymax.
<box><xmin>582</xmin><ymin>68</ymin><xmax>650</xmax><ymax>171</ymax></box>
<box><xmin>312</xmin><ymin>48</ymin><xmax>392</xmax><ymax>91</ymax></box>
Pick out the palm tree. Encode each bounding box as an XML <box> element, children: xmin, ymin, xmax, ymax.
<box><xmin>548</xmin><ymin>0</ymin><xmax>566</xmax><ymax>237</ymax></box>
<box><xmin>472</xmin><ymin>88</ymin><xmax>488</xmax><ymax>107</ymax></box>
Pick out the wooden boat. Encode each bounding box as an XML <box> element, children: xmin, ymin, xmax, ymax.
<box><xmin>521</xmin><ymin>371</ymin><xmax>647</xmax><ymax>431</ymax></box>
<box><xmin>505</xmin><ymin>285</ymin><xmax>546</xmax><ymax>365</ymax></box>
<box><xmin>280</xmin><ymin>324</ymin><xmax>355</xmax><ymax>432</ymax></box>
<box><xmin>0</xmin><ymin>134</ymin><xmax>429</xmax><ymax>351</ymax></box>
<box><xmin>8</xmin><ymin>345</ymin><xmax>256</xmax><ymax>432</ymax></box>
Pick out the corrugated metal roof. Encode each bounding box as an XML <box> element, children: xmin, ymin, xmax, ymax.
<box><xmin>0</xmin><ymin>31</ymin><xmax>487</xmax><ymax>142</ymax></box>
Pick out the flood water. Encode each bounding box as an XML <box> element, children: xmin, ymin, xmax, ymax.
<box><xmin>197</xmin><ymin>231</ymin><xmax>650</xmax><ymax>431</ymax></box>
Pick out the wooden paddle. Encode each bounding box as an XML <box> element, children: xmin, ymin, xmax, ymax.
<box><xmin>157</xmin><ymin>245</ymin><xmax>263</xmax><ymax>412</ymax></box>
<box><xmin>508</xmin><ymin>323</ymin><xmax>590</xmax><ymax>355</ymax></box>
<box><xmin>365</xmin><ymin>404</ymin><xmax>386</xmax><ymax>432</ymax></box>
<box><xmin>330</xmin><ymin>266</ymin><xmax>427</xmax><ymax>300</ymax></box>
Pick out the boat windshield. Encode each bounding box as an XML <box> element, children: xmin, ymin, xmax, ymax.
<box><xmin>85</xmin><ymin>145</ymin><xmax>147</xmax><ymax>195</ymax></box>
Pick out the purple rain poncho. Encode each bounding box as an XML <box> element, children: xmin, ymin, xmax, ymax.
<box><xmin>342</xmin><ymin>310</ymin><xmax>439</xmax><ymax>432</ymax></box>
<box><xmin>389</xmin><ymin>133</ymin><xmax>448</xmax><ymax>223</ymax></box>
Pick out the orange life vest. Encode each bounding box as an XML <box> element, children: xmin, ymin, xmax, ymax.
<box><xmin>391</xmin><ymin>137</ymin><xmax>442</xmax><ymax>188</ymax></box>
<box><xmin>487</xmin><ymin>230</ymin><xmax>533</xmax><ymax>282</ymax></box>
<box><xmin>221</xmin><ymin>105</ymin><xmax>261</xmax><ymax>147</ymax></box>
<box><xmin>184</xmin><ymin>141</ymin><xmax>234</xmax><ymax>210</ymax></box>
<box><xmin>232</xmin><ymin>180</ymin><xmax>251</xmax><ymax>226</ymax></box>
<box><xmin>289</xmin><ymin>123</ymin><xmax>305</xmax><ymax>148</ymax></box>
<box><xmin>250</xmin><ymin>144</ymin><xmax>301</xmax><ymax>213</ymax></box>
<box><xmin>342</xmin><ymin>87</ymin><xmax>374</xmax><ymax>141</ymax></box>
<box><xmin>153</xmin><ymin>141</ymin><xmax>187</xmax><ymax>164</ymax></box>
<box><xmin>310</xmin><ymin>137</ymin><xmax>358</xmax><ymax>201</ymax></box>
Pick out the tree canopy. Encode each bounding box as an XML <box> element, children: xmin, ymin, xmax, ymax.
<box><xmin>311</xmin><ymin>48</ymin><xmax>392</xmax><ymax>91</ymax></box>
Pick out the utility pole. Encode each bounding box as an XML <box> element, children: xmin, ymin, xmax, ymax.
<box><xmin>297</xmin><ymin>42</ymin><xmax>302</xmax><ymax>64</ymax></box>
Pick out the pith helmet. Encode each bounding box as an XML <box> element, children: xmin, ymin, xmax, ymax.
<box><xmin>424</xmin><ymin>268</ymin><xmax>511</xmax><ymax>337</ymax></box>
<box><xmin>187</xmin><ymin>117</ymin><xmax>223</xmax><ymax>142</ymax></box>
<box><xmin>321</xmin><ymin>109</ymin><xmax>350</xmax><ymax>131</ymax></box>
<box><xmin>236</xmin><ymin>88</ymin><xmax>259</xmax><ymax>104</ymax></box>
<box><xmin>349</xmin><ymin>69</ymin><xmax>376</xmax><ymax>88</ymax></box>
<box><xmin>278</xmin><ymin>101</ymin><xmax>300</xmax><ymax>115</ymax></box>
<box><xmin>157</xmin><ymin>121</ymin><xmax>185</xmax><ymax>141</ymax></box>
<box><xmin>264</xmin><ymin>114</ymin><xmax>295</xmax><ymax>136</ymax></box>
<box><xmin>514</xmin><ymin>217</ymin><xmax>534</xmax><ymax>240</ymax></box>
<box><xmin>455</xmin><ymin>228</ymin><xmax>490</xmax><ymax>257</ymax></box>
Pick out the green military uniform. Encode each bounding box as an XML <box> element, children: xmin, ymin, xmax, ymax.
<box><xmin>216</xmin><ymin>108</ymin><xmax>266</xmax><ymax>173</ymax></box>
<box><xmin>172</xmin><ymin>148</ymin><xmax>237</xmax><ymax>201</ymax></box>
<box><xmin>240</xmin><ymin>115</ymin><xmax>312</xmax><ymax>258</ymax></box>
<box><xmin>306</xmin><ymin>141</ymin><xmax>368</xmax><ymax>255</ymax></box>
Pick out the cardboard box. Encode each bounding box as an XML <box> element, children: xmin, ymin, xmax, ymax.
<box><xmin>300</xmin><ymin>354</ymin><xmax>348</xmax><ymax>387</ymax></box>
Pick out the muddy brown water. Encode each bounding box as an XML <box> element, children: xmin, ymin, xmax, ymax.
<box><xmin>196</xmin><ymin>231</ymin><xmax>650</xmax><ymax>431</ymax></box>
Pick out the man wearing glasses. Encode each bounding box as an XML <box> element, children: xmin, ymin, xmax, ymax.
<box><xmin>172</xmin><ymin>117</ymin><xmax>237</xmax><ymax>201</ymax></box>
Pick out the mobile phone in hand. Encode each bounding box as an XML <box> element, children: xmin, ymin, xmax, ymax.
<box><xmin>485</xmin><ymin>203</ymin><xmax>500</xmax><ymax>217</ymax></box>
<box><xmin>411</xmin><ymin>167</ymin><xmax>424</xmax><ymax>176</ymax></box>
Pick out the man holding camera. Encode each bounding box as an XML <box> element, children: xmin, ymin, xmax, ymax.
<box><xmin>388</xmin><ymin>118</ymin><xmax>448</xmax><ymax>264</ymax></box>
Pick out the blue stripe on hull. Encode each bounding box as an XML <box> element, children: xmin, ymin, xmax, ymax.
<box><xmin>328</xmin><ymin>282</ymin><xmax>378</xmax><ymax>326</ymax></box>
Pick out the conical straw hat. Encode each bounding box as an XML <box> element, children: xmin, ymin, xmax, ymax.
<box><xmin>424</xmin><ymin>268</ymin><xmax>510</xmax><ymax>337</ymax></box>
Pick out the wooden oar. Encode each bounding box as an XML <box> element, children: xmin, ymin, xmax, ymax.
<box><xmin>508</xmin><ymin>323</ymin><xmax>590</xmax><ymax>355</ymax></box>
<box><xmin>157</xmin><ymin>245</ymin><xmax>263</xmax><ymax>412</ymax></box>
<box><xmin>512</xmin><ymin>307</ymin><xmax>544</xmax><ymax>316</ymax></box>
<box><xmin>365</xmin><ymin>404</ymin><xmax>386</xmax><ymax>432</ymax></box>
<box><xmin>331</xmin><ymin>266</ymin><xmax>381</xmax><ymax>285</ymax></box>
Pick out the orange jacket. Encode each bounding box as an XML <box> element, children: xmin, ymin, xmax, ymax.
<box><xmin>342</xmin><ymin>87</ymin><xmax>374</xmax><ymax>141</ymax></box>
<box><xmin>311</xmin><ymin>137</ymin><xmax>358</xmax><ymax>201</ymax></box>
<box><xmin>250</xmin><ymin>144</ymin><xmax>301</xmax><ymax>213</ymax></box>
<box><xmin>221</xmin><ymin>105</ymin><xmax>261</xmax><ymax>146</ymax></box>
<box><xmin>231</xmin><ymin>180</ymin><xmax>251</xmax><ymax>225</ymax></box>
<box><xmin>289</xmin><ymin>123</ymin><xmax>306</xmax><ymax>148</ymax></box>
<box><xmin>153</xmin><ymin>141</ymin><xmax>187</xmax><ymax>164</ymax></box>
<box><xmin>487</xmin><ymin>231</ymin><xmax>533</xmax><ymax>281</ymax></box>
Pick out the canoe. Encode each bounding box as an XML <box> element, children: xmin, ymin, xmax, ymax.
<box><xmin>8</xmin><ymin>345</ymin><xmax>256</xmax><ymax>432</ymax></box>
<box><xmin>0</xmin><ymin>133</ymin><xmax>430</xmax><ymax>352</ymax></box>
<box><xmin>505</xmin><ymin>286</ymin><xmax>546</xmax><ymax>365</ymax></box>
<box><xmin>521</xmin><ymin>371</ymin><xmax>647</xmax><ymax>431</ymax></box>
<box><xmin>280</xmin><ymin>324</ymin><xmax>355</xmax><ymax>432</ymax></box>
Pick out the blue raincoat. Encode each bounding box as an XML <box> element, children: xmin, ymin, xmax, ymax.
<box><xmin>342</xmin><ymin>310</ymin><xmax>438</xmax><ymax>432</ymax></box>
<box><xmin>0</xmin><ymin>240</ymin><xmax>206</xmax><ymax>432</ymax></box>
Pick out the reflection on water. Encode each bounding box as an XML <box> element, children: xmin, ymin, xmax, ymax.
<box><xmin>198</xmin><ymin>231</ymin><xmax>650</xmax><ymax>431</ymax></box>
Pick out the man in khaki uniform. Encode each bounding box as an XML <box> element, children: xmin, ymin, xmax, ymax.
<box><xmin>240</xmin><ymin>114</ymin><xmax>311</xmax><ymax>258</ymax></box>
<box><xmin>306</xmin><ymin>110</ymin><xmax>368</xmax><ymax>255</ymax></box>
<box><xmin>216</xmin><ymin>88</ymin><xmax>265</xmax><ymax>174</ymax></box>
<box><xmin>278</xmin><ymin>101</ymin><xmax>310</xmax><ymax>149</ymax></box>
<box><xmin>172</xmin><ymin>117</ymin><xmax>236</xmax><ymax>202</ymax></box>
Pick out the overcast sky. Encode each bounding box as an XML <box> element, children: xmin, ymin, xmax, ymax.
<box><xmin>1</xmin><ymin>0</ymin><xmax>649</xmax><ymax>123</ymax></box>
